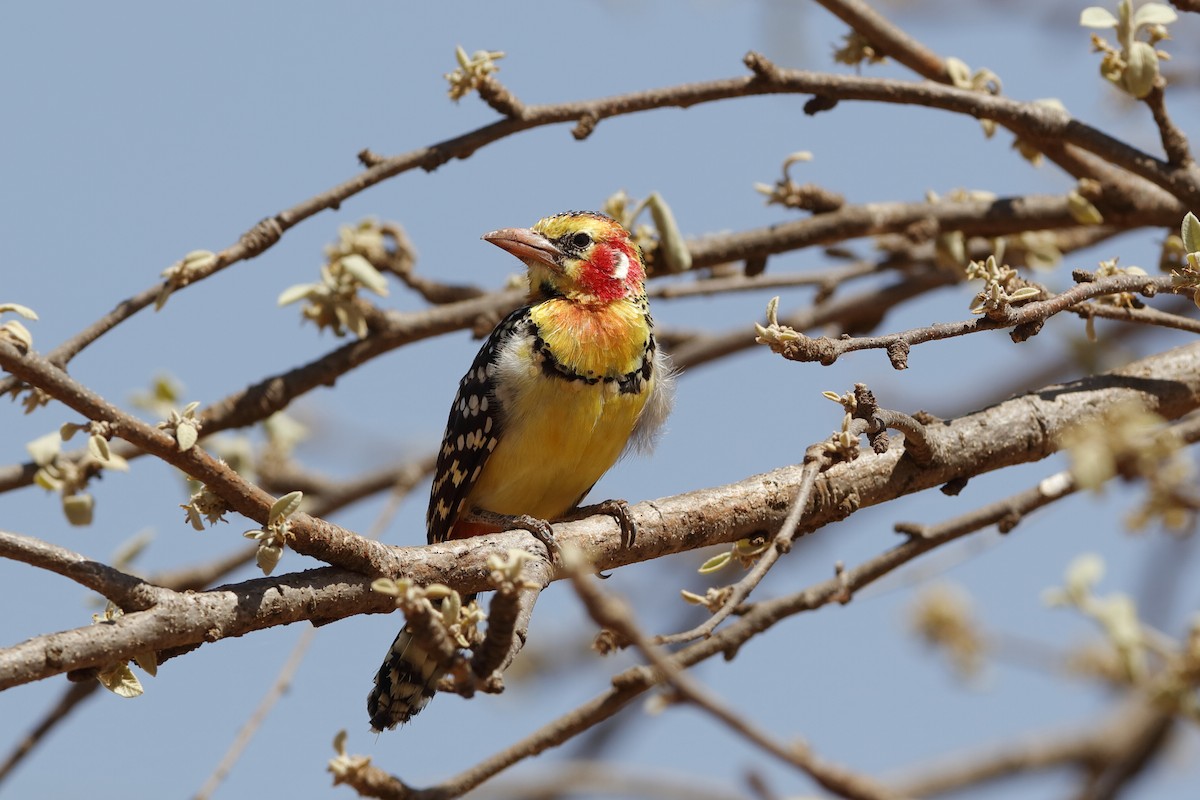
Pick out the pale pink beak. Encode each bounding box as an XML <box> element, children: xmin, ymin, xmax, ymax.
<box><xmin>482</xmin><ymin>227</ymin><xmax>564</xmax><ymax>271</ymax></box>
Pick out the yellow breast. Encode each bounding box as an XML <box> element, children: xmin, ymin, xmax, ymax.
<box><xmin>531</xmin><ymin>298</ymin><xmax>649</xmax><ymax>377</ymax></box>
<box><xmin>467</xmin><ymin>299</ymin><xmax>654</xmax><ymax>520</ymax></box>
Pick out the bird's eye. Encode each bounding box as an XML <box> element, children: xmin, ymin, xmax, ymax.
<box><xmin>570</xmin><ymin>231</ymin><xmax>592</xmax><ymax>249</ymax></box>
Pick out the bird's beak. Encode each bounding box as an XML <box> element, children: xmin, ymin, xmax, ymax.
<box><xmin>482</xmin><ymin>227</ymin><xmax>563</xmax><ymax>271</ymax></box>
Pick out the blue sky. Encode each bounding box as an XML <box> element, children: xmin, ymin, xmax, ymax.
<box><xmin>2</xmin><ymin>2</ymin><xmax>1198</xmax><ymax>798</ymax></box>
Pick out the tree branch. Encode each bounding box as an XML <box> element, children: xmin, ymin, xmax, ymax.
<box><xmin>0</xmin><ymin>340</ymin><xmax>395</xmax><ymax>578</ymax></box>
<box><xmin>0</xmin><ymin>529</ymin><xmax>165</xmax><ymax>612</ymax></box>
<box><xmin>566</xmin><ymin>553</ymin><xmax>903</xmax><ymax>800</ymax></box>
<box><xmin>7</xmin><ymin>341</ymin><xmax>1198</xmax><ymax>691</ymax></box>
<box><xmin>759</xmin><ymin>273</ymin><xmax>1188</xmax><ymax>368</ymax></box>
<box><xmin>0</xmin><ymin>681</ymin><xmax>98</xmax><ymax>783</ymax></box>
<box><xmin>814</xmin><ymin>0</ymin><xmax>949</xmax><ymax>81</ymax></box>
<box><xmin>890</xmin><ymin>700</ymin><xmax>1171</xmax><ymax>798</ymax></box>
<box><xmin>0</xmin><ymin>191</ymin><xmax>1175</xmax><ymax>499</ymax></box>
<box><xmin>4</xmin><ymin>47</ymin><xmax>1193</xmax><ymax>403</ymax></box>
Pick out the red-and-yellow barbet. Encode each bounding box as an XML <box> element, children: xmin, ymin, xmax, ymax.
<box><xmin>367</xmin><ymin>211</ymin><xmax>675</xmax><ymax>730</ymax></box>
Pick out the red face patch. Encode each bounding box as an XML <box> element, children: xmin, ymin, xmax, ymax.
<box><xmin>578</xmin><ymin>240</ymin><xmax>643</xmax><ymax>302</ymax></box>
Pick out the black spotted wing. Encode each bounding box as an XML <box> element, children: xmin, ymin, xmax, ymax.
<box><xmin>424</xmin><ymin>306</ymin><xmax>529</xmax><ymax>544</ymax></box>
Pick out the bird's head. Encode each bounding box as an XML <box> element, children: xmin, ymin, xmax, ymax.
<box><xmin>483</xmin><ymin>211</ymin><xmax>645</xmax><ymax>305</ymax></box>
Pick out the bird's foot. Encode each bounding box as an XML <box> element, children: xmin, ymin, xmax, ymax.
<box><xmin>466</xmin><ymin>508</ymin><xmax>560</xmax><ymax>562</ymax></box>
<box><xmin>566</xmin><ymin>498</ymin><xmax>638</xmax><ymax>548</ymax></box>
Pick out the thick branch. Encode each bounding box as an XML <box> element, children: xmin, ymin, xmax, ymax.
<box><xmin>5</xmin><ymin>341</ymin><xmax>1200</xmax><ymax>691</ymax></box>
<box><xmin>814</xmin><ymin>0</ymin><xmax>949</xmax><ymax>80</ymax></box>
<box><xmin>0</xmin><ymin>193</ymin><xmax>1173</xmax><ymax>498</ymax></box>
<box><xmin>0</xmin><ymin>340</ymin><xmax>396</xmax><ymax>577</ymax></box>
<box><xmin>0</xmin><ymin>530</ymin><xmax>166</xmax><ymax>612</ymax></box>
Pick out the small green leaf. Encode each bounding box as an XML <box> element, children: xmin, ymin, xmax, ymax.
<box><xmin>63</xmin><ymin>493</ymin><xmax>95</xmax><ymax>526</ymax></box>
<box><xmin>339</xmin><ymin>254</ymin><xmax>389</xmax><ymax>296</ymax></box>
<box><xmin>34</xmin><ymin>469</ymin><xmax>63</xmax><ymax>491</ymax></box>
<box><xmin>441</xmin><ymin>590</ymin><xmax>462</xmax><ymax>627</ymax></box>
<box><xmin>269</xmin><ymin>490</ymin><xmax>304</xmax><ymax>525</ymax></box>
<box><xmin>133</xmin><ymin>650</ymin><xmax>158</xmax><ymax>677</ymax></box>
<box><xmin>256</xmin><ymin>543</ymin><xmax>283</xmax><ymax>575</ymax></box>
<box><xmin>1066</xmin><ymin>552</ymin><xmax>1105</xmax><ymax>599</ymax></box>
<box><xmin>97</xmin><ymin>663</ymin><xmax>144</xmax><ymax>698</ymax></box>
<box><xmin>176</xmin><ymin>422</ymin><xmax>198</xmax><ymax>452</ymax></box>
<box><xmin>102</xmin><ymin>452</ymin><xmax>130</xmax><ymax>472</ymax></box>
<box><xmin>184</xmin><ymin>505</ymin><xmax>205</xmax><ymax>531</ymax></box>
<box><xmin>182</xmin><ymin>250</ymin><xmax>217</xmax><ymax>270</ymax></box>
<box><xmin>1122</xmin><ymin>41</ymin><xmax>1159</xmax><ymax>99</ymax></box>
<box><xmin>340</xmin><ymin>302</ymin><xmax>369</xmax><ymax>339</ymax></box>
<box><xmin>698</xmin><ymin>551</ymin><xmax>732</xmax><ymax>574</ymax></box>
<box><xmin>1181</xmin><ymin>212</ymin><xmax>1200</xmax><ymax>254</ymax></box>
<box><xmin>765</xmin><ymin>295</ymin><xmax>780</xmax><ymax>325</ymax></box>
<box><xmin>0</xmin><ymin>320</ymin><xmax>34</xmax><ymax>350</ymax></box>
<box><xmin>424</xmin><ymin>583</ymin><xmax>455</xmax><ymax>600</ymax></box>
<box><xmin>1132</xmin><ymin>3</ymin><xmax>1177</xmax><ymax>28</ymax></box>
<box><xmin>59</xmin><ymin>422</ymin><xmax>84</xmax><ymax>442</ymax></box>
<box><xmin>0</xmin><ymin>302</ymin><xmax>39</xmax><ymax>320</ymax></box>
<box><xmin>371</xmin><ymin>578</ymin><xmax>400</xmax><ymax>596</ymax></box>
<box><xmin>945</xmin><ymin>56</ymin><xmax>971</xmax><ymax>87</ymax></box>
<box><xmin>153</xmin><ymin>284</ymin><xmax>173</xmax><ymax>311</ymax></box>
<box><xmin>734</xmin><ymin>537</ymin><xmax>770</xmax><ymax>557</ymax></box>
<box><xmin>26</xmin><ymin>431</ymin><xmax>62</xmax><ymax>465</ymax></box>
<box><xmin>645</xmin><ymin>192</ymin><xmax>692</xmax><ymax>274</ymax></box>
<box><xmin>1079</xmin><ymin>7</ymin><xmax>1119</xmax><ymax>28</ymax></box>
<box><xmin>277</xmin><ymin>283</ymin><xmax>317</xmax><ymax>307</ymax></box>
<box><xmin>1067</xmin><ymin>191</ymin><xmax>1105</xmax><ymax>225</ymax></box>
<box><xmin>88</xmin><ymin>433</ymin><xmax>111</xmax><ymax>463</ymax></box>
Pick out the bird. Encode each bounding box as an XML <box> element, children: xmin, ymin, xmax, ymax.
<box><xmin>367</xmin><ymin>210</ymin><xmax>674</xmax><ymax>731</ymax></box>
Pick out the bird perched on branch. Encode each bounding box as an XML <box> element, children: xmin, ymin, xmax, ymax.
<box><xmin>368</xmin><ymin>211</ymin><xmax>675</xmax><ymax>730</ymax></box>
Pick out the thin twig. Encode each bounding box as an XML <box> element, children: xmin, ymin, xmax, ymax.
<box><xmin>1075</xmin><ymin>301</ymin><xmax>1200</xmax><ymax>335</ymax></box>
<box><xmin>153</xmin><ymin>454</ymin><xmax>434</xmax><ymax>593</ymax></box>
<box><xmin>566</xmin><ymin>553</ymin><xmax>903</xmax><ymax>800</ymax></box>
<box><xmin>1142</xmin><ymin>84</ymin><xmax>1194</xmax><ymax>169</ymax></box>
<box><xmin>192</xmin><ymin>628</ymin><xmax>315</xmax><ymax>800</ymax></box>
<box><xmin>759</xmin><ymin>274</ymin><xmax>1187</xmax><ymax>368</ymax></box>
<box><xmin>0</xmin><ymin>529</ymin><xmax>166</xmax><ymax>612</ymax></box>
<box><xmin>473</xmin><ymin>761</ymin><xmax>753</xmax><ymax>800</ymax></box>
<box><xmin>4</xmin><ymin>48</ymin><xmax>1193</xmax><ymax>403</ymax></box>
<box><xmin>0</xmin><ymin>340</ymin><xmax>394</xmax><ymax>578</ymax></box>
<box><xmin>670</xmin><ymin>269</ymin><xmax>954</xmax><ymax>371</ymax></box>
<box><xmin>0</xmin><ymin>682</ymin><xmax>98</xmax><ymax>783</ymax></box>
<box><xmin>649</xmin><ymin>261</ymin><xmax>880</xmax><ymax>300</ymax></box>
<box><xmin>895</xmin><ymin>471</ymin><xmax>1076</xmax><ymax>541</ymax></box>
<box><xmin>810</xmin><ymin>0</ymin><xmax>1184</xmax><ymax>208</ymax></box>
<box><xmin>655</xmin><ymin>452</ymin><xmax>829</xmax><ymax>645</ymax></box>
<box><xmin>889</xmin><ymin>701</ymin><xmax>1167</xmax><ymax>798</ymax></box>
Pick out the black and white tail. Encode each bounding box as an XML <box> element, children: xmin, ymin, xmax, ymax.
<box><xmin>367</xmin><ymin>626</ymin><xmax>446</xmax><ymax>731</ymax></box>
